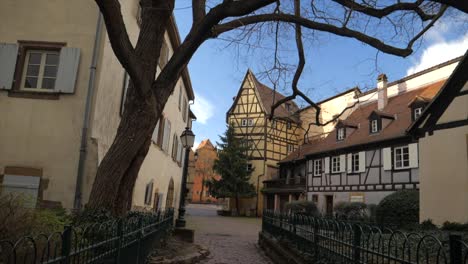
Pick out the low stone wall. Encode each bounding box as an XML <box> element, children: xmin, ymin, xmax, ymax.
<box><xmin>258</xmin><ymin>232</ymin><xmax>311</xmax><ymax>264</ymax></box>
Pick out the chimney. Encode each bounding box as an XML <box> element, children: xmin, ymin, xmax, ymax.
<box><xmin>377</xmin><ymin>74</ymin><xmax>388</xmax><ymax>110</ymax></box>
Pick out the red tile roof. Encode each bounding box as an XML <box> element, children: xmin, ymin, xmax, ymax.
<box><xmin>281</xmin><ymin>80</ymin><xmax>446</xmax><ymax>163</ymax></box>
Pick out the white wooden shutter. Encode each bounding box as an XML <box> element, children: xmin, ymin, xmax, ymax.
<box><xmin>0</xmin><ymin>43</ymin><xmax>18</xmax><ymax>90</ymax></box>
<box><xmin>308</xmin><ymin>160</ymin><xmax>313</xmax><ymax>174</ymax></box>
<box><xmin>347</xmin><ymin>154</ymin><xmax>352</xmax><ymax>173</ymax></box>
<box><xmin>358</xmin><ymin>151</ymin><xmax>366</xmax><ymax>172</ymax></box>
<box><xmin>383</xmin><ymin>148</ymin><xmax>392</xmax><ymax>170</ymax></box>
<box><xmin>339</xmin><ymin>155</ymin><xmax>346</xmax><ymax>172</ymax></box>
<box><xmin>324</xmin><ymin>157</ymin><xmax>330</xmax><ymax>174</ymax></box>
<box><xmin>162</xmin><ymin>119</ymin><xmax>171</xmax><ymax>151</ymax></box>
<box><xmin>409</xmin><ymin>143</ymin><xmax>419</xmax><ymax>168</ymax></box>
<box><xmin>55</xmin><ymin>47</ymin><xmax>80</xmax><ymax>93</ymax></box>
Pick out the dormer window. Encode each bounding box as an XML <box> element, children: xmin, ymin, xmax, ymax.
<box><xmin>337</xmin><ymin>128</ymin><xmax>345</xmax><ymax>141</ymax></box>
<box><xmin>285</xmin><ymin>103</ymin><xmax>291</xmax><ymax>112</ymax></box>
<box><xmin>414</xmin><ymin>107</ymin><xmax>423</xmax><ymax>119</ymax></box>
<box><xmin>370</xmin><ymin>119</ymin><xmax>379</xmax><ymax>133</ymax></box>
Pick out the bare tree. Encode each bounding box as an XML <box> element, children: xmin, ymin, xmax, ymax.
<box><xmin>88</xmin><ymin>0</ymin><xmax>463</xmax><ymax>215</ymax></box>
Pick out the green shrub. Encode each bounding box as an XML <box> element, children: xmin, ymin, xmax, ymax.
<box><xmin>420</xmin><ymin>219</ymin><xmax>438</xmax><ymax>230</ymax></box>
<box><xmin>334</xmin><ymin>202</ymin><xmax>367</xmax><ymax>220</ymax></box>
<box><xmin>376</xmin><ymin>190</ymin><xmax>419</xmax><ymax>229</ymax></box>
<box><xmin>441</xmin><ymin>221</ymin><xmax>468</xmax><ymax>232</ymax></box>
<box><xmin>284</xmin><ymin>200</ymin><xmax>320</xmax><ymax>216</ymax></box>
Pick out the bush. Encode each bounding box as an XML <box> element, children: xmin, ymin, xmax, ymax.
<box><xmin>376</xmin><ymin>190</ymin><xmax>419</xmax><ymax>229</ymax></box>
<box><xmin>334</xmin><ymin>202</ymin><xmax>367</xmax><ymax>220</ymax></box>
<box><xmin>0</xmin><ymin>194</ymin><xmax>71</xmax><ymax>241</ymax></box>
<box><xmin>284</xmin><ymin>200</ymin><xmax>320</xmax><ymax>216</ymax></box>
<box><xmin>420</xmin><ymin>219</ymin><xmax>438</xmax><ymax>230</ymax></box>
<box><xmin>441</xmin><ymin>221</ymin><xmax>468</xmax><ymax>232</ymax></box>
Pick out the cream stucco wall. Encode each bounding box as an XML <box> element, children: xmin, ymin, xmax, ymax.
<box><xmin>419</xmin><ymin>83</ymin><xmax>468</xmax><ymax>225</ymax></box>
<box><xmin>90</xmin><ymin>0</ymin><xmax>190</xmax><ymax>211</ymax></box>
<box><xmin>0</xmin><ymin>0</ymin><xmax>99</xmax><ymax>209</ymax></box>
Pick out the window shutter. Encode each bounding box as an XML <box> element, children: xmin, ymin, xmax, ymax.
<box><xmin>55</xmin><ymin>47</ymin><xmax>80</xmax><ymax>93</ymax></box>
<box><xmin>383</xmin><ymin>147</ymin><xmax>392</xmax><ymax>170</ymax></box>
<box><xmin>308</xmin><ymin>160</ymin><xmax>313</xmax><ymax>174</ymax></box>
<box><xmin>0</xmin><ymin>43</ymin><xmax>18</xmax><ymax>90</ymax></box>
<box><xmin>152</xmin><ymin>120</ymin><xmax>160</xmax><ymax>143</ymax></box>
<box><xmin>324</xmin><ymin>157</ymin><xmax>330</xmax><ymax>174</ymax></box>
<box><xmin>359</xmin><ymin>151</ymin><xmax>366</xmax><ymax>172</ymax></box>
<box><xmin>163</xmin><ymin>119</ymin><xmax>171</xmax><ymax>151</ymax></box>
<box><xmin>339</xmin><ymin>155</ymin><xmax>346</xmax><ymax>172</ymax></box>
<box><xmin>409</xmin><ymin>143</ymin><xmax>419</xmax><ymax>168</ymax></box>
<box><xmin>347</xmin><ymin>154</ymin><xmax>352</xmax><ymax>173</ymax></box>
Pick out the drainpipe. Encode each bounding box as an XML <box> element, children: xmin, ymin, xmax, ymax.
<box><xmin>73</xmin><ymin>12</ymin><xmax>103</xmax><ymax>210</ymax></box>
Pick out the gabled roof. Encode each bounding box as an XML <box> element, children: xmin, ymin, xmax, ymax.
<box><xmin>369</xmin><ymin>110</ymin><xmax>395</xmax><ymax>120</ymax></box>
<box><xmin>197</xmin><ymin>139</ymin><xmax>215</xmax><ymax>150</ymax></box>
<box><xmin>227</xmin><ymin>70</ymin><xmax>300</xmax><ymax>122</ymax></box>
<box><xmin>408</xmin><ymin>51</ymin><xmax>468</xmax><ymax>136</ymax></box>
<box><xmin>281</xmin><ymin>80</ymin><xmax>445</xmax><ymax>163</ymax></box>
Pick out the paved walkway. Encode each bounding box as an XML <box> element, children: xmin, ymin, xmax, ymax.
<box><xmin>185</xmin><ymin>203</ymin><xmax>271</xmax><ymax>264</ymax></box>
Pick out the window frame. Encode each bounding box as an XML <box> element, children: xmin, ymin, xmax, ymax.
<box><xmin>287</xmin><ymin>144</ymin><xmax>294</xmax><ymax>153</ymax></box>
<box><xmin>370</xmin><ymin>119</ymin><xmax>379</xmax><ymax>133</ymax></box>
<box><xmin>337</xmin><ymin>128</ymin><xmax>345</xmax><ymax>141</ymax></box>
<box><xmin>241</xmin><ymin>119</ymin><xmax>247</xmax><ymax>126</ymax></box>
<box><xmin>247</xmin><ymin>118</ymin><xmax>254</xmax><ymax>126</ymax></box>
<box><xmin>414</xmin><ymin>107</ymin><xmax>423</xmax><ymax>119</ymax></box>
<box><xmin>331</xmin><ymin>156</ymin><xmax>341</xmax><ymax>173</ymax></box>
<box><xmin>393</xmin><ymin>146</ymin><xmax>410</xmax><ymax>169</ymax></box>
<box><xmin>287</xmin><ymin>121</ymin><xmax>292</xmax><ymax>130</ymax></box>
<box><xmin>313</xmin><ymin>159</ymin><xmax>322</xmax><ymax>176</ymax></box>
<box><xmin>351</xmin><ymin>153</ymin><xmax>359</xmax><ymax>172</ymax></box>
<box><xmin>13</xmin><ymin>41</ymin><xmax>66</xmax><ymax>93</ymax></box>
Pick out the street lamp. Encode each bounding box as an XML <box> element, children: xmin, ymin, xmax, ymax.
<box><xmin>176</xmin><ymin>127</ymin><xmax>195</xmax><ymax>228</ymax></box>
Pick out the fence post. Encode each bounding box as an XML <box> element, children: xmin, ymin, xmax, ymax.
<box><xmin>353</xmin><ymin>225</ymin><xmax>361</xmax><ymax>264</ymax></box>
<box><xmin>115</xmin><ymin>220</ymin><xmax>124</xmax><ymax>264</ymax></box>
<box><xmin>449</xmin><ymin>234</ymin><xmax>462</xmax><ymax>264</ymax></box>
<box><xmin>61</xmin><ymin>226</ymin><xmax>72</xmax><ymax>264</ymax></box>
<box><xmin>313</xmin><ymin>221</ymin><xmax>319</xmax><ymax>258</ymax></box>
<box><xmin>135</xmin><ymin>217</ymin><xmax>143</xmax><ymax>264</ymax></box>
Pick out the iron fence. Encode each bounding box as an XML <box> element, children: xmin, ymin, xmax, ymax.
<box><xmin>0</xmin><ymin>209</ymin><xmax>174</xmax><ymax>264</ymax></box>
<box><xmin>262</xmin><ymin>210</ymin><xmax>468</xmax><ymax>263</ymax></box>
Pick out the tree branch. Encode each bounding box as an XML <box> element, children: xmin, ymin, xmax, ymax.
<box><xmin>429</xmin><ymin>0</ymin><xmax>468</xmax><ymax>13</ymax></box>
<box><xmin>192</xmin><ymin>0</ymin><xmax>206</xmax><ymax>24</ymax></box>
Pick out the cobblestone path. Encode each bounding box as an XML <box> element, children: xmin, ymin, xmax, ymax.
<box><xmin>185</xmin><ymin>204</ymin><xmax>272</xmax><ymax>264</ymax></box>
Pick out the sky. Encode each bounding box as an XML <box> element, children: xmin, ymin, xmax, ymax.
<box><xmin>173</xmin><ymin>2</ymin><xmax>468</xmax><ymax>150</ymax></box>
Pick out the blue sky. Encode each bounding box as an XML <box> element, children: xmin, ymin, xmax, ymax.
<box><xmin>173</xmin><ymin>3</ymin><xmax>468</xmax><ymax>149</ymax></box>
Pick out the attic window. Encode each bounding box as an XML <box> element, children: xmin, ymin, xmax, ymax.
<box><xmin>414</xmin><ymin>107</ymin><xmax>423</xmax><ymax>119</ymax></box>
<box><xmin>371</xmin><ymin>119</ymin><xmax>379</xmax><ymax>133</ymax></box>
<box><xmin>287</xmin><ymin>121</ymin><xmax>292</xmax><ymax>129</ymax></box>
<box><xmin>337</xmin><ymin>128</ymin><xmax>345</xmax><ymax>141</ymax></box>
<box><xmin>285</xmin><ymin>103</ymin><xmax>291</xmax><ymax>112</ymax></box>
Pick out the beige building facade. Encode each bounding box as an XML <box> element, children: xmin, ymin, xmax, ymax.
<box><xmin>0</xmin><ymin>0</ymin><xmax>194</xmax><ymax>212</ymax></box>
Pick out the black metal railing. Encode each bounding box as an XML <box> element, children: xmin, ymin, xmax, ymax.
<box><xmin>262</xmin><ymin>210</ymin><xmax>468</xmax><ymax>263</ymax></box>
<box><xmin>0</xmin><ymin>209</ymin><xmax>174</xmax><ymax>264</ymax></box>
<box><xmin>263</xmin><ymin>177</ymin><xmax>306</xmax><ymax>189</ymax></box>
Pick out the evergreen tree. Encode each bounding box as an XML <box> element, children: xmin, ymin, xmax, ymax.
<box><xmin>207</xmin><ymin>124</ymin><xmax>255</xmax><ymax>216</ymax></box>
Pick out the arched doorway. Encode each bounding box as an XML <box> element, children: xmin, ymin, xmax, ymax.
<box><xmin>165</xmin><ymin>178</ymin><xmax>175</xmax><ymax>209</ymax></box>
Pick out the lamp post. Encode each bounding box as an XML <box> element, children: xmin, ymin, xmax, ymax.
<box><xmin>176</xmin><ymin>127</ymin><xmax>195</xmax><ymax>228</ymax></box>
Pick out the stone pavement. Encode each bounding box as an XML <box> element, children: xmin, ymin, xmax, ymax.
<box><xmin>185</xmin><ymin>203</ymin><xmax>272</xmax><ymax>264</ymax></box>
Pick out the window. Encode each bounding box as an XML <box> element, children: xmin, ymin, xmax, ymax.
<box><xmin>20</xmin><ymin>50</ymin><xmax>60</xmax><ymax>91</ymax></box>
<box><xmin>394</xmin><ymin>146</ymin><xmax>410</xmax><ymax>169</ymax></box>
<box><xmin>337</xmin><ymin>128</ymin><xmax>345</xmax><ymax>141</ymax></box>
<box><xmin>313</xmin><ymin>159</ymin><xmax>322</xmax><ymax>176</ymax></box>
<box><xmin>287</xmin><ymin>121</ymin><xmax>292</xmax><ymax>129</ymax></box>
<box><xmin>171</xmin><ymin>134</ymin><xmax>179</xmax><ymax>161</ymax></box>
<box><xmin>247</xmin><ymin>163</ymin><xmax>253</xmax><ymax>171</ymax></box>
<box><xmin>241</xmin><ymin>118</ymin><xmax>253</xmax><ymax>126</ymax></box>
<box><xmin>350</xmin><ymin>194</ymin><xmax>364</xmax><ymax>203</ymax></box>
<box><xmin>414</xmin><ymin>107</ymin><xmax>423</xmax><ymax>119</ymax></box>
<box><xmin>1</xmin><ymin>175</ymin><xmax>40</xmax><ymax>208</ymax></box>
<box><xmin>182</xmin><ymin>99</ymin><xmax>188</xmax><ymax>123</ymax></box>
<box><xmin>120</xmin><ymin>72</ymin><xmax>130</xmax><ymax>115</ymax></box>
<box><xmin>352</xmin><ymin>153</ymin><xmax>359</xmax><ymax>172</ymax></box>
<box><xmin>155</xmin><ymin>115</ymin><xmax>165</xmax><ymax>148</ymax></box>
<box><xmin>178</xmin><ymin>86</ymin><xmax>182</xmax><ymax>110</ymax></box>
<box><xmin>162</xmin><ymin>118</ymin><xmax>171</xmax><ymax>152</ymax></box>
<box><xmin>144</xmin><ymin>181</ymin><xmax>154</xmax><ymax>205</ymax></box>
<box><xmin>332</xmin><ymin>156</ymin><xmax>341</xmax><ymax>173</ymax></box>
<box><xmin>287</xmin><ymin>144</ymin><xmax>294</xmax><ymax>153</ymax></box>
<box><xmin>371</xmin><ymin>119</ymin><xmax>379</xmax><ymax>133</ymax></box>
<box><xmin>248</xmin><ymin>119</ymin><xmax>254</xmax><ymax>126</ymax></box>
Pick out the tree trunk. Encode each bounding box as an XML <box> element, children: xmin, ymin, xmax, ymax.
<box><xmin>88</xmin><ymin>81</ymin><xmax>158</xmax><ymax>215</ymax></box>
<box><xmin>235</xmin><ymin>193</ymin><xmax>240</xmax><ymax>216</ymax></box>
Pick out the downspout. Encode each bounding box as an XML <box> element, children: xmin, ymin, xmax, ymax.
<box><xmin>73</xmin><ymin>12</ymin><xmax>103</xmax><ymax>210</ymax></box>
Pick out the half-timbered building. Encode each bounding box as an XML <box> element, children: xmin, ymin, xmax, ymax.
<box><xmin>279</xmin><ymin>57</ymin><xmax>461</xmax><ymax>216</ymax></box>
<box><xmin>226</xmin><ymin>70</ymin><xmax>302</xmax><ymax>216</ymax></box>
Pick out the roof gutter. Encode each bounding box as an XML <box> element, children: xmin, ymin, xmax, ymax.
<box><xmin>73</xmin><ymin>12</ymin><xmax>103</xmax><ymax>210</ymax></box>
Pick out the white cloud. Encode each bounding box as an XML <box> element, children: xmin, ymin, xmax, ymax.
<box><xmin>407</xmin><ymin>34</ymin><xmax>468</xmax><ymax>75</ymax></box>
<box><xmin>192</xmin><ymin>141</ymin><xmax>200</xmax><ymax>151</ymax></box>
<box><xmin>191</xmin><ymin>93</ymin><xmax>215</xmax><ymax>124</ymax></box>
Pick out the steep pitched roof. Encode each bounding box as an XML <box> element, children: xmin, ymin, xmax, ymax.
<box><xmin>281</xmin><ymin>80</ymin><xmax>445</xmax><ymax>163</ymax></box>
<box><xmin>227</xmin><ymin>70</ymin><xmax>300</xmax><ymax>123</ymax></box>
<box><xmin>197</xmin><ymin>139</ymin><xmax>215</xmax><ymax>150</ymax></box>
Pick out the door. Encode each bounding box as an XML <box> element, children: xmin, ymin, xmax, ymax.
<box><xmin>325</xmin><ymin>195</ymin><xmax>334</xmax><ymax>217</ymax></box>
